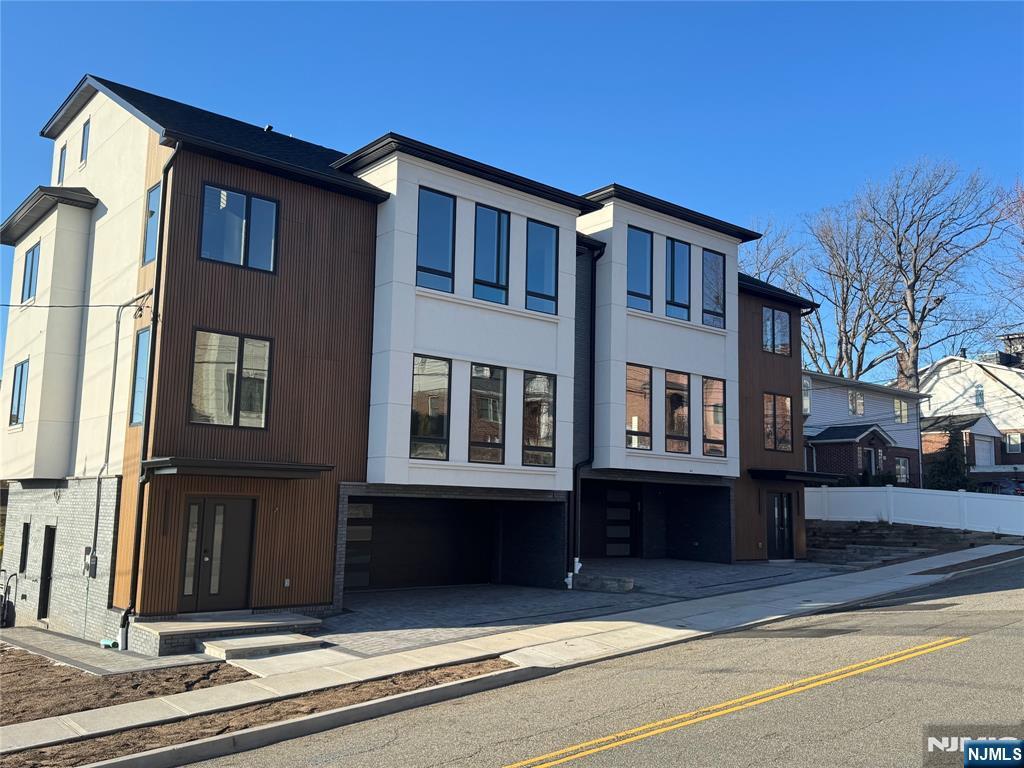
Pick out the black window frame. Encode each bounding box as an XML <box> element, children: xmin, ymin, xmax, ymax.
<box><xmin>187</xmin><ymin>328</ymin><xmax>273</xmax><ymax>430</ymax></box>
<box><xmin>525</xmin><ymin>218</ymin><xmax>559</xmax><ymax>315</ymax></box>
<box><xmin>522</xmin><ymin>370</ymin><xmax>557</xmax><ymax>467</ymax></box>
<box><xmin>702</xmin><ymin>376</ymin><xmax>727</xmax><ymax>457</ymax></box>
<box><xmin>472</xmin><ymin>203</ymin><xmax>510</xmax><ymax>305</ymax></box>
<box><xmin>80</xmin><ymin>119</ymin><xmax>90</xmax><ymax>164</ymax></box>
<box><xmin>763</xmin><ymin>392</ymin><xmax>794</xmax><ymax>452</ymax></box>
<box><xmin>665</xmin><ymin>237</ymin><xmax>691</xmax><ymax>321</ymax></box>
<box><xmin>625</xmin><ymin>363</ymin><xmax>653</xmax><ymax>450</ymax></box>
<box><xmin>1006</xmin><ymin>433</ymin><xmax>1022</xmax><ymax>454</ymax></box>
<box><xmin>468</xmin><ymin>362</ymin><xmax>507</xmax><ymax>464</ymax></box>
<box><xmin>626</xmin><ymin>226</ymin><xmax>653</xmax><ymax>312</ymax></box>
<box><xmin>415</xmin><ymin>187</ymin><xmax>457</xmax><ymax>293</ymax></box>
<box><xmin>57</xmin><ymin>144</ymin><xmax>67</xmax><ymax>184</ymax></box>
<box><xmin>198</xmin><ymin>182</ymin><xmax>280</xmax><ymax>274</ymax></box>
<box><xmin>665</xmin><ymin>369</ymin><xmax>691</xmax><ymax>454</ymax></box>
<box><xmin>9</xmin><ymin>359</ymin><xmax>29</xmax><ymax>426</ymax></box>
<box><xmin>702</xmin><ymin>248</ymin><xmax>726</xmax><ymax>329</ymax></box>
<box><xmin>130</xmin><ymin>326</ymin><xmax>152</xmax><ymax>426</ymax></box>
<box><xmin>409</xmin><ymin>354</ymin><xmax>452</xmax><ymax>461</ymax></box>
<box><xmin>19</xmin><ymin>523</ymin><xmax>30</xmax><ymax>573</ymax></box>
<box><xmin>142</xmin><ymin>182</ymin><xmax>162</xmax><ymax>266</ymax></box>
<box><xmin>21</xmin><ymin>241</ymin><xmax>40</xmax><ymax>303</ymax></box>
<box><xmin>761</xmin><ymin>306</ymin><xmax>792</xmax><ymax>355</ymax></box>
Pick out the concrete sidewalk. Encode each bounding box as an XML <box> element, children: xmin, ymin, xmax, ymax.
<box><xmin>2</xmin><ymin>544</ymin><xmax>1020</xmax><ymax>756</ymax></box>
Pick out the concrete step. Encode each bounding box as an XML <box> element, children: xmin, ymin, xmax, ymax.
<box><xmin>201</xmin><ymin>633</ymin><xmax>323</xmax><ymax>660</ymax></box>
<box><xmin>573</xmin><ymin>572</ymin><xmax>634</xmax><ymax>593</ymax></box>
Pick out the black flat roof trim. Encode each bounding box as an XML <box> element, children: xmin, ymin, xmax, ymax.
<box><xmin>738</xmin><ymin>273</ymin><xmax>818</xmax><ymax>309</ymax></box>
<box><xmin>584</xmin><ymin>183</ymin><xmax>762</xmax><ymax>243</ymax></box>
<box><xmin>142</xmin><ymin>456</ymin><xmax>333</xmax><ymax>480</ymax></box>
<box><xmin>1</xmin><ymin>186</ymin><xmax>99</xmax><ymax>246</ymax></box>
<box><xmin>576</xmin><ymin>231</ymin><xmax>606</xmax><ymax>252</ymax></box>
<box><xmin>334</xmin><ymin>133</ymin><xmax>602</xmax><ymax>214</ymax></box>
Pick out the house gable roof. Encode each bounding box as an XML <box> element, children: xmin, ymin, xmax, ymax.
<box><xmin>921</xmin><ymin>413</ymin><xmax>1003</xmax><ymax>438</ymax></box>
<box><xmin>805</xmin><ymin>424</ymin><xmax>896</xmax><ymax>445</ymax></box>
<box><xmin>738</xmin><ymin>272</ymin><xmax>818</xmax><ymax>310</ymax></box>
<box><xmin>803</xmin><ymin>370</ymin><xmax>929</xmax><ymax>401</ymax></box>
<box><xmin>1</xmin><ymin>186</ymin><xmax>98</xmax><ymax>246</ymax></box>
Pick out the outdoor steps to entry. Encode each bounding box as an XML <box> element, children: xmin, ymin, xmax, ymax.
<box><xmin>201</xmin><ymin>633</ymin><xmax>324</xmax><ymax>660</ymax></box>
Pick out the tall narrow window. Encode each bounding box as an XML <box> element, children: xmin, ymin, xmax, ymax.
<box><xmin>1006</xmin><ymin>433</ymin><xmax>1022</xmax><ymax>454</ymax></box>
<box><xmin>802</xmin><ymin>375</ymin><xmax>812</xmax><ymax>415</ymax></box>
<box><xmin>80</xmin><ymin>119</ymin><xmax>90</xmax><ymax>163</ymax></box>
<box><xmin>665</xmin><ymin>371</ymin><xmax>690</xmax><ymax>453</ymax></box>
<box><xmin>894</xmin><ymin>398</ymin><xmax>909</xmax><ymax>424</ymax></box>
<box><xmin>666</xmin><ymin>238</ymin><xmax>690</xmax><ymax>320</ymax></box>
<box><xmin>848</xmin><ymin>390</ymin><xmax>865</xmax><ymax>416</ymax></box>
<box><xmin>57</xmin><ymin>144</ymin><xmax>67</xmax><ymax>184</ymax></box>
<box><xmin>974</xmin><ymin>384</ymin><xmax>985</xmax><ymax>408</ymax></box>
<box><xmin>142</xmin><ymin>183</ymin><xmax>161</xmax><ymax>265</ymax></box>
<box><xmin>894</xmin><ymin>457</ymin><xmax>910</xmax><ymax>484</ymax></box>
<box><xmin>469</xmin><ymin>363</ymin><xmax>506</xmax><ymax>463</ymax></box>
<box><xmin>9</xmin><ymin>360</ymin><xmax>29</xmax><ymax>426</ymax></box>
<box><xmin>523</xmin><ymin>371</ymin><xmax>556</xmax><ymax>466</ymax></box>
<box><xmin>702</xmin><ymin>249</ymin><xmax>726</xmax><ymax>328</ymax></box>
<box><xmin>626</xmin><ymin>227</ymin><xmax>652</xmax><ymax>311</ymax></box>
<box><xmin>473</xmin><ymin>204</ymin><xmax>509</xmax><ymax>304</ymax></box>
<box><xmin>190</xmin><ymin>331</ymin><xmax>271</xmax><ymax>428</ymax></box>
<box><xmin>21</xmin><ymin>242</ymin><xmax>39</xmax><ymax>302</ymax></box>
<box><xmin>762</xmin><ymin>307</ymin><xmax>791</xmax><ymax>354</ymax></box>
<box><xmin>416</xmin><ymin>188</ymin><xmax>456</xmax><ymax>292</ymax></box>
<box><xmin>703</xmin><ymin>377</ymin><xmax>726</xmax><ymax>456</ymax></box>
<box><xmin>200</xmin><ymin>184</ymin><xmax>277</xmax><ymax>272</ymax></box>
<box><xmin>19</xmin><ymin>523</ymin><xmax>30</xmax><ymax>573</ymax></box>
<box><xmin>130</xmin><ymin>327</ymin><xmax>151</xmax><ymax>426</ymax></box>
<box><xmin>410</xmin><ymin>355</ymin><xmax>451</xmax><ymax>460</ymax></box>
<box><xmin>763</xmin><ymin>393</ymin><xmax>793</xmax><ymax>452</ymax></box>
<box><xmin>182</xmin><ymin>504</ymin><xmax>199</xmax><ymax>596</ymax></box>
<box><xmin>209</xmin><ymin>504</ymin><xmax>225</xmax><ymax>595</ymax></box>
<box><xmin>625</xmin><ymin>364</ymin><xmax>652</xmax><ymax>449</ymax></box>
<box><xmin>526</xmin><ymin>220</ymin><xmax>558</xmax><ymax>314</ymax></box>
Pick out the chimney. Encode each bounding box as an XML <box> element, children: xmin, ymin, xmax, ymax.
<box><xmin>959</xmin><ymin>347</ymin><xmax>968</xmax><ymax>359</ymax></box>
<box><xmin>264</xmin><ymin>124</ymin><xmax>273</xmax><ymax>132</ymax></box>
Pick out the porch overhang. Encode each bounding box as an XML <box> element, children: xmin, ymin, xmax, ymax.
<box><xmin>747</xmin><ymin>468</ymin><xmax>845</xmax><ymax>485</ymax></box>
<box><xmin>142</xmin><ymin>457</ymin><xmax>333</xmax><ymax>479</ymax></box>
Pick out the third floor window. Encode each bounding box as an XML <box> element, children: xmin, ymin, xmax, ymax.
<box><xmin>21</xmin><ymin>242</ymin><xmax>39</xmax><ymax>303</ymax></box>
<box><xmin>526</xmin><ymin>219</ymin><xmax>558</xmax><ymax>314</ymax></box>
<box><xmin>762</xmin><ymin>307</ymin><xmax>791</xmax><ymax>355</ymax></box>
<box><xmin>416</xmin><ymin>187</ymin><xmax>456</xmax><ymax>292</ymax></box>
<box><xmin>142</xmin><ymin>183</ymin><xmax>161</xmax><ymax>265</ymax></box>
<box><xmin>702</xmin><ymin>249</ymin><xmax>726</xmax><ymax>328</ymax></box>
<box><xmin>626</xmin><ymin>227</ymin><xmax>652</xmax><ymax>311</ymax></box>
<box><xmin>473</xmin><ymin>204</ymin><xmax>509</xmax><ymax>304</ymax></box>
<box><xmin>665</xmin><ymin>238</ymin><xmax>690</xmax><ymax>320</ymax></box>
<box><xmin>201</xmin><ymin>185</ymin><xmax>277</xmax><ymax>272</ymax></box>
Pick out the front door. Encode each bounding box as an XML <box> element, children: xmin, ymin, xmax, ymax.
<box><xmin>605</xmin><ymin>486</ymin><xmax>640</xmax><ymax>557</ymax></box>
<box><xmin>37</xmin><ymin>526</ymin><xmax>56</xmax><ymax>620</ymax></box>
<box><xmin>767</xmin><ymin>492</ymin><xmax>794</xmax><ymax>560</ymax></box>
<box><xmin>179</xmin><ymin>498</ymin><xmax>254</xmax><ymax>613</ymax></box>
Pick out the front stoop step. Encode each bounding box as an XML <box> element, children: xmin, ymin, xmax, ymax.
<box><xmin>573</xmin><ymin>573</ymin><xmax>635</xmax><ymax>593</ymax></box>
<box><xmin>201</xmin><ymin>633</ymin><xmax>323</xmax><ymax>660</ymax></box>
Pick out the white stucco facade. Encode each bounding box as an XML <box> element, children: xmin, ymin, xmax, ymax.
<box><xmin>356</xmin><ymin>154</ymin><xmax>577</xmax><ymax>491</ymax></box>
<box><xmin>578</xmin><ymin>199</ymin><xmax>741</xmax><ymax>478</ymax></box>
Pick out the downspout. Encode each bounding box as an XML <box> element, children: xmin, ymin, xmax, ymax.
<box><xmin>122</xmin><ymin>141</ymin><xmax>180</xmax><ymax>645</ymax></box>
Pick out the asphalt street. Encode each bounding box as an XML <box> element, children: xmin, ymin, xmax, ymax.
<box><xmin>194</xmin><ymin>560</ymin><xmax>1024</xmax><ymax>768</ymax></box>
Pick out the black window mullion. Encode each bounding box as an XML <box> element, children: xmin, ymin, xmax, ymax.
<box><xmin>233</xmin><ymin>334</ymin><xmax>244</xmax><ymax>426</ymax></box>
<box><xmin>241</xmin><ymin>194</ymin><xmax>252</xmax><ymax>268</ymax></box>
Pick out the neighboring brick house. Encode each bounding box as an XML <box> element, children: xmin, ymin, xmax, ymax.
<box><xmin>920</xmin><ymin>413</ymin><xmax>1006</xmax><ymax>471</ymax></box>
<box><xmin>802</xmin><ymin>371</ymin><xmax>927</xmax><ymax>487</ymax></box>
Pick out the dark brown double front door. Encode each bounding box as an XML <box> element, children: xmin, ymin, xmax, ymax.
<box><xmin>179</xmin><ymin>498</ymin><xmax>254</xmax><ymax>613</ymax></box>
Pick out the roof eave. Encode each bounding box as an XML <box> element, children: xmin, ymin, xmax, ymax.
<box><xmin>738</xmin><ymin>274</ymin><xmax>818</xmax><ymax>309</ymax></box>
<box><xmin>1</xmin><ymin>186</ymin><xmax>99</xmax><ymax>246</ymax></box>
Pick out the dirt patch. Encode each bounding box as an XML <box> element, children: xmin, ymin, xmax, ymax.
<box><xmin>0</xmin><ymin>643</ymin><xmax>252</xmax><ymax>725</ymax></box>
<box><xmin>6</xmin><ymin>658</ymin><xmax>511</xmax><ymax>768</ymax></box>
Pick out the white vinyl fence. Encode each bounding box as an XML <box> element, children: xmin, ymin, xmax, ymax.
<box><xmin>805</xmin><ymin>485</ymin><xmax>1024</xmax><ymax>536</ymax></box>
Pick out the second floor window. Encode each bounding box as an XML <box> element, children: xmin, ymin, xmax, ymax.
<box><xmin>473</xmin><ymin>204</ymin><xmax>509</xmax><ymax>304</ymax></box>
<box><xmin>57</xmin><ymin>144</ymin><xmax>67</xmax><ymax>184</ymax></box>
<box><xmin>894</xmin><ymin>398</ymin><xmax>909</xmax><ymax>424</ymax></box>
<box><xmin>410</xmin><ymin>355</ymin><xmax>450</xmax><ymax>460</ymax></box>
<box><xmin>625</xmin><ymin>364</ymin><xmax>652</xmax><ymax>449</ymax></box>
<box><xmin>80</xmin><ymin>119</ymin><xmax>90</xmax><ymax>164</ymax></box>
<box><xmin>21</xmin><ymin>242</ymin><xmax>39</xmax><ymax>303</ymax></box>
<box><xmin>626</xmin><ymin>227</ymin><xmax>652</xmax><ymax>311</ymax></box>
<box><xmin>469</xmin><ymin>363</ymin><xmax>506</xmax><ymax>463</ymax></box>
<box><xmin>665</xmin><ymin>370</ymin><xmax>690</xmax><ymax>453</ymax></box>
<box><xmin>526</xmin><ymin>220</ymin><xmax>558</xmax><ymax>314</ymax></box>
<box><xmin>802</xmin><ymin>375</ymin><xmax>812</xmax><ymax>415</ymax></box>
<box><xmin>9</xmin><ymin>360</ymin><xmax>29</xmax><ymax>426</ymax></box>
<box><xmin>523</xmin><ymin>371</ymin><xmax>556</xmax><ymax>466</ymax></box>
<box><xmin>762</xmin><ymin>307</ymin><xmax>791</xmax><ymax>355</ymax></box>
<box><xmin>190</xmin><ymin>331</ymin><xmax>270</xmax><ymax>428</ymax></box>
<box><xmin>702</xmin><ymin>249</ymin><xmax>726</xmax><ymax>328</ymax></box>
<box><xmin>665</xmin><ymin>238</ymin><xmax>690</xmax><ymax>320</ymax></box>
<box><xmin>974</xmin><ymin>384</ymin><xmax>985</xmax><ymax>407</ymax></box>
<box><xmin>142</xmin><ymin>183</ymin><xmax>161</xmax><ymax>265</ymax></box>
<box><xmin>763</xmin><ymin>393</ymin><xmax>793</xmax><ymax>452</ymax></box>
<box><xmin>201</xmin><ymin>185</ymin><xmax>277</xmax><ymax>272</ymax></box>
<box><xmin>1007</xmin><ymin>433</ymin><xmax>1022</xmax><ymax>454</ymax></box>
<box><xmin>416</xmin><ymin>187</ymin><xmax>456</xmax><ymax>292</ymax></box>
<box><xmin>130</xmin><ymin>327</ymin><xmax>151</xmax><ymax>426</ymax></box>
<box><xmin>703</xmin><ymin>377</ymin><xmax>726</xmax><ymax>456</ymax></box>
<box><xmin>848</xmin><ymin>390</ymin><xmax>865</xmax><ymax>416</ymax></box>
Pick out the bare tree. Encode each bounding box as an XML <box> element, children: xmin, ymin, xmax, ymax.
<box><xmin>860</xmin><ymin>160</ymin><xmax>1004</xmax><ymax>390</ymax></box>
<box><xmin>739</xmin><ymin>218</ymin><xmax>802</xmax><ymax>286</ymax></box>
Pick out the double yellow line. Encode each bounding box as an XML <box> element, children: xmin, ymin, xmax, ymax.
<box><xmin>504</xmin><ymin>636</ymin><xmax>970</xmax><ymax>768</ymax></box>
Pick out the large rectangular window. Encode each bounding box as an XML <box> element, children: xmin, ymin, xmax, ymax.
<box><xmin>848</xmin><ymin>390</ymin><xmax>865</xmax><ymax>416</ymax></box>
<box><xmin>526</xmin><ymin>220</ymin><xmax>558</xmax><ymax>314</ymax></box>
<box><xmin>762</xmin><ymin>307</ymin><xmax>791</xmax><ymax>355</ymax></box>
<box><xmin>21</xmin><ymin>242</ymin><xmax>39</xmax><ymax>303</ymax></box>
<box><xmin>665</xmin><ymin>370</ymin><xmax>690</xmax><ymax>453</ymax></box>
<box><xmin>57</xmin><ymin>144</ymin><xmax>67</xmax><ymax>184</ymax></box>
<box><xmin>200</xmin><ymin>184</ymin><xmax>277</xmax><ymax>272</ymax></box>
<box><xmin>626</xmin><ymin>227</ymin><xmax>652</xmax><ymax>311</ymax></box>
<box><xmin>666</xmin><ymin>238</ymin><xmax>690</xmax><ymax>320</ymax></box>
<box><xmin>763</xmin><ymin>393</ymin><xmax>793</xmax><ymax>452</ymax></box>
<box><xmin>190</xmin><ymin>331</ymin><xmax>270</xmax><ymax>428</ymax></box>
<box><xmin>9</xmin><ymin>360</ymin><xmax>29</xmax><ymax>426</ymax></box>
<box><xmin>702</xmin><ymin>377</ymin><xmax>726</xmax><ymax>456</ymax></box>
<box><xmin>410</xmin><ymin>355</ymin><xmax>451</xmax><ymax>460</ymax></box>
<box><xmin>130</xmin><ymin>327</ymin><xmax>151</xmax><ymax>426</ymax></box>
<box><xmin>523</xmin><ymin>371</ymin><xmax>556</xmax><ymax>466</ymax></box>
<box><xmin>80</xmin><ymin>119</ymin><xmax>90</xmax><ymax>163</ymax></box>
<box><xmin>626</xmin><ymin>364</ymin><xmax>652</xmax><ymax>450</ymax></box>
<box><xmin>894</xmin><ymin>398</ymin><xmax>909</xmax><ymax>424</ymax></box>
<box><xmin>473</xmin><ymin>204</ymin><xmax>509</xmax><ymax>304</ymax></box>
<box><xmin>142</xmin><ymin>183</ymin><xmax>161</xmax><ymax>265</ymax></box>
<box><xmin>702</xmin><ymin>249</ymin><xmax>726</xmax><ymax>328</ymax></box>
<box><xmin>1006</xmin><ymin>433</ymin><xmax>1022</xmax><ymax>455</ymax></box>
<box><xmin>895</xmin><ymin>457</ymin><xmax>910</xmax><ymax>484</ymax></box>
<box><xmin>469</xmin><ymin>363</ymin><xmax>506</xmax><ymax>463</ymax></box>
<box><xmin>416</xmin><ymin>187</ymin><xmax>456</xmax><ymax>292</ymax></box>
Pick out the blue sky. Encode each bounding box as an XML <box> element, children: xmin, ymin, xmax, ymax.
<box><xmin>2</xmin><ymin>2</ymin><xmax>1022</xmax><ymax>365</ymax></box>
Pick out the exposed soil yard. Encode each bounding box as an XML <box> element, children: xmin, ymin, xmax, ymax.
<box><xmin>0</xmin><ymin>642</ymin><xmax>252</xmax><ymax>725</ymax></box>
<box><xmin>5</xmin><ymin>658</ymin><xmax>512</xmax><ymax>768</ymax></box>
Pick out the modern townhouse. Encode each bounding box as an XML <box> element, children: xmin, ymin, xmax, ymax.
<box><xmin>802</xmin><ymin>371</ymin><xmax>927</xmax><ymax>487</ymax></box>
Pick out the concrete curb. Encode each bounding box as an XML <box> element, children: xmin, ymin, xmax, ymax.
<box><xmin>80</xmin><ymin>665</ymin><xmax>553</xmax><ymax>768</ymax></box>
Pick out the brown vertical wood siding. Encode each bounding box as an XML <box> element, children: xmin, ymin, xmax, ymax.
<box><xmin>115</xmin><ymin>148</ymin><xmax>377</xmax><ymax>613</ymax></box>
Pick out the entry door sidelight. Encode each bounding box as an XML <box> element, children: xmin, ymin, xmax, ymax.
<box><xmin>767</xmin><ymin>492</ymin><xmax>794</xmax><ymax>560</ymax></box>
<box><xmin>180</xmin><ymin>498</ymin><xmax>254</xmax><ymax>613</ymax></box>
